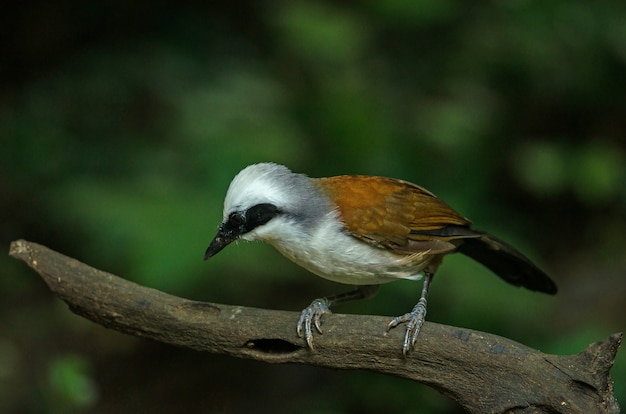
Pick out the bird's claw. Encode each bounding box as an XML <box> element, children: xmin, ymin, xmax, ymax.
<box><xmin>297</xmin><ymin>298</ymin><xmax>331</xmax><ymax>350</ymax></box>
<box><xmin>387</xmin><ymin>300</ymin><xmax>427</xmax><ymax>356</ymax></box>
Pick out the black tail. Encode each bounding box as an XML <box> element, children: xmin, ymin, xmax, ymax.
<box><xmin>457</xmin><ymin>233</ymin><xmax>557</xmax><ymax>294</ymax></box>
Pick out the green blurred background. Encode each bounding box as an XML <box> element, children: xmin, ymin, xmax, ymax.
<box><xmin>2</xmin><ymin>1</ymin><xmax>625</xmax><ymax>413</ymax></box>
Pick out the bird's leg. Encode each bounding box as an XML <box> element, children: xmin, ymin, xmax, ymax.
<box><xmin>297</xmin><ymin>285</ymin><xmax>379</xmax><ymax>350</ymax></box>
<box><xmin>387</xmin><ymin>271</ymin><xmax>434</xmax><ymax>356</ymax></box>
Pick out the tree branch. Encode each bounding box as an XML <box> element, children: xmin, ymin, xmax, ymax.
<box><xmin>9</xmin><ymin>239</ymin><xmax>621</xmax><ymax>413</ymax></box>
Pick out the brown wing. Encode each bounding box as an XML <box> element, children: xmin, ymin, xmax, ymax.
<box><xmin>317</xmin><ymin>175</ymin><xmax>477</xmax><ymax>254</ymax></box>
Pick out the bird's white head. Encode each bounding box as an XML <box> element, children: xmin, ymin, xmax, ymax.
<box><xmin>223</xmin><ymin>163</ymin><xmax>299</xmax><ymax>221</ymax></box>
<box><xmin>204</xmin><ymin>163</ymin><xmax>332</xmax><ymax>259</ymax></box>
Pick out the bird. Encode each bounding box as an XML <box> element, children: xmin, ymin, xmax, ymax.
<box><xmin>204</xmin><ymin>162</ymin><xmax>557</xmax><ymax>356</ymax></box>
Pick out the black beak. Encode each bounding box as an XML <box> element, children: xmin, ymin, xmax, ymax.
<box><xmin>204</xmin><ymin>229</ymin><xmax>238</xmax><ymax>260</ymax></box>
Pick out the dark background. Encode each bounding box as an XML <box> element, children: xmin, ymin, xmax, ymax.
<box><xmin>2</xmin><ymin>1</ymin><xmax>625</xmax><ymax>413</ymax></box>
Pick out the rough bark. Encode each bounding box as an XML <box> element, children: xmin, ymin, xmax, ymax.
<box><xmin>9</xmin><ymin>239</ymin><xmax>621</xmax><ymax>413</ymax></box>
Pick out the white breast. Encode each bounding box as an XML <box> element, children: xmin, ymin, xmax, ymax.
<box><xmin>247</xmin><ymin>210</ymin><xmax>426</xmax><ymax>285</ymax></box>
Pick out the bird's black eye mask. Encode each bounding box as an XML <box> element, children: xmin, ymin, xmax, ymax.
<box><xmin>224</xmin><ymin>203</ymin><xmax>282</xmax><ymax>236</ymax></box>
<box><xmin>246</xmin><ymin>203</ymin><xmax>282</xmax><ymax>231</ymax></box>
<box><xmin>204</xmin><ymin>203</ymin><xmax>282</xmax><ymax>260</ymax></box>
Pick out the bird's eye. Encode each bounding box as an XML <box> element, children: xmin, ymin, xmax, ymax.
<box><xmin>228</xmin><ymin>213</ymin><xmax>245</xmax><ymax>227</ymax></box>
<box><xmin>224</xmin><ymin>204</ymin><xmax>279</xmax><ymax>235</ymax></box>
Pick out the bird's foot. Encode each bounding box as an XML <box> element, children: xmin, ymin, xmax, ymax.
<box><xmin>387</xmin><ymin>299</ymin><xmax>427</xmax><ymax>356</ymax></box>
<box><xmin>296</xmin><ymin>298</ymin><xmax>331</xmax><ymax>350</ymax></box>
